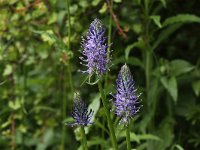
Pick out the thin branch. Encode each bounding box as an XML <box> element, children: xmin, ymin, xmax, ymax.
<box><xmin>11</xmin><ymin>112</ymin><xmax>15</xmax><ymax>150</ymax></box>
<box><xmin>106</xmin><ymin>0</ymin><xmax>128</xmax><ymax>39</ymax></box>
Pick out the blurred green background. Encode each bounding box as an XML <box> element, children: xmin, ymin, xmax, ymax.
<box><xmin>0</xmin><ymin>0</ymin><xmax>200</xmax><ymax>150</ymax></box>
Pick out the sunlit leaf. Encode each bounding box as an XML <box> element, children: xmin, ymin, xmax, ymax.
<box><xmin>163</xmin><ymin>14</ymin><xmax>200</xmax><ymax>27</ymax></box>
<box><xmin>170</xmin><ymin>59</ymin><xmax>194</xmax><ymax>76</ymax></box>
<box><xmin>161</xmin><ymin>76</ymin><xmax>178</xmax><ymax>102</ymax></box>
<box><xmin>150</xmin><ymin>15</ymin><xmax>162</xmax><ymax>28</ymax></box>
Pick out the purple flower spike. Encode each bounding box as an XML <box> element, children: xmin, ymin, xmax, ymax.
<box><xmin>113</xmin><ymin>64</ymin><xmax>141</xmax><ymax>125</ymax></box>
<box><xmin>68</xmin><ymin>93</ymin><xmax>94</xmax><ymax>127</ymax></box>
<box><xmin>80</xmin><ymin>18</ymin><xmax>109</xmax><ymax>77</ymax></box>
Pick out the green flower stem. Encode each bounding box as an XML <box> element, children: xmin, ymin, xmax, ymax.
<box><xmin>142</xmin><ymin>0</ymin><xmax>154</xmax><ymax>131</ymax></box>
<box><xmin>67</xmin><ymin>63</ymin><xmax>74</xmax><ymax>100</ymax></box>
<box><xmin>61</xmin><ymin>66</ymin><xmax>67</xmax><ymax>150</ymax></box>
<box><xmin>105</xmin><ymin>0</ymin><xmax>113</xmax><ymax>88</ymax></box>
<box><xmin>145</xmin><ymin>50</ymin><xmax>150</xmax><ymax>92</ymax></box>
<box><xmin>126</xmin><ymin>123</ymin><xmax>131</xmax><ymax>150</ymax></box>
<box><xmin>61</xmin><ymin>0</ymin><xmax>73</xmax><ymax>149</ymax></box>
<box><xmin>98</xmin><ymin>81</ymin><xmax>118</xmax><ymax>150</ymax></box>
<box><xmin>80</xmin><ymin>126</ymin><xmax>88</xmax><ymax>150</ymax></box>
<box><xmin>103</xmin><ymin>2</ymin><xmax>113</xmax><ymax>149</ymax></box>
<box><xmin>66</xmin><ymin>0</ymin><xmax>74</xmax><ymax>100</ymax></box>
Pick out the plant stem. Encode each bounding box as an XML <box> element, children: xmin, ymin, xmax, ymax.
<box><xmin>98</xmin><ymin>81</ymin><xmax>118</xmax><ymax>150</ymax></box>
<box><xmin>61</xmin><ymin>0</ymin><xmax>73</xmax><ymax>149</ymax></box>
<box><xmin>66</xmin><ymin>0</ymin><xmax>74</xmax><ymax>101</ymax></box>
<box><xmin>103</xmin><ymin>1</ymin><xmax>113</xmax><ymax>149</ymax></box>
<box><xmin>145</xmin><ymin>50</ymin><xmax>150</xmax><ymax>92</ymax></box>
<box><xmin>105</xmin><ymin>0</ymin><xmax>113</xmax><ymax>88</ymax></box>
<box><xmin>61</xmin><ymin>66</ymin><xmax>67</xmax><ymax>150</ymax></box>
<box><xmin>126</xmin><ymin>123</ymin><xmax>131</xmax><ymax>150</ymax></box>
<box><xmin>67</xmin><ymin>0</ymin><xmax>71</xmax><ymax>50</ymax></box>
<box><xmin>67</xmin><ymin>64</ymin><xmax>74</xmax><ymax>99</ymax></box>
<box><xmin>11</xmin><ymin>112</ymin><xmax>15</xmax><ymax>150</ymax></box>
<box><xmin>80</xmin><ymin>126</ymin><xmax>88</xmax><ymax>150</ymax></box>
<box><xmin>143</xmin><ymin>0</ymin><xmax>151</xmax><ymax>93</ymax></box>
<box><xmin>143</xmin><ymin>0</ymin><xmax>154</xmax><ymax>131</ymax></box>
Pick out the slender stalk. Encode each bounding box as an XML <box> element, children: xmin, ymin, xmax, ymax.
<box><xmin>105</xmin><ymin>0</ymin><xmax>113</xmax><ymax>88</ymax></box>
<box><xmin>21</xmin><ymin>62</ymin><xmax>27</xmax><ymax>149</ymax></box>
<box><xmin>11</xmin><ymin>112</ymin><xmax>15</xmax><ymax>150</ymax></box>
<box><xmin>103</xmin><ymin>1</ymin><xmax>113</xmax><ymax>149</ymax></box>
<box><xmin>67</xmin><ymin>0</ymin><xmax>71</xmax><ymax>50</ymax></box>
<box><xmin>142</xmin><ymin>0</ymin><xmax>154</xmax><ymax>131</ymax></box>
<box><xmin>66</xmin><ymin>0</ymin><xmax>74</xmax><ymax>101</ymax></box>
<box><xmin>80</xmin><ymin>126</ymin><xmax>88</xmax><ymax>150</ymax></box>
<box><xmin>145</xmin><ymin>50</ymin><xmax>150</xmax><ymax>92</ymax></box>
<box><xmin>61</xmin><ymin>66</ymin><xmax>67</xmax><ymax>150</ymax></box>
<box><xmin>61</xmin><ymin>0</ymin><xmax>73</xmax><ymax>149</ymax></box>
<box><xmin>126</xmin><ymin>123</ymin><xmax>131</xmax><ymax>150</ymax></box>
<box><xmin>67</xmin><ymin>63</ymin><xmax>74</xmax><ymax>99</ymax></box>
<box><xmin>143</xmin><ymin>0</ymin><xmax>151</xmax><ymax>93</ymax></box>
<box><xmin>98</xmin><ymin>81</ymin><xmax>118</xmax><ymax>150</ymax></box>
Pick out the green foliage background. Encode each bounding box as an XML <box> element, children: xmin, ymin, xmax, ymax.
<box><xmin>0</xmin><ymin>0</ymin><xmax>200</xmax><ymax>149</ymax></box>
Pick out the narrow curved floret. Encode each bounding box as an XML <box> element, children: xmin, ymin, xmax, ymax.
<box><xmin>80</xmin><ymin>18</ymin><xmax>109</xmax><ymax>77</ymax></box>
<box><xmin>68</xmin><ymin>94</ymin><xmax>94</xmax><ymax>127</ymax></box>
<box><xmin>113</xmin><ymin>64</ymin><xmax>141</xmax><ymax>125</ymax></box>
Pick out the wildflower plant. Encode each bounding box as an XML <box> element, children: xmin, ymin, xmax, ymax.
<box><xmin>67</xmin><ymin>93</ymin><xmax>93</xmax><ymax>150</ymax></box>
<box><xmin>113</xmin><ymin>64</ymin><xmax>141</xmax><ymax>125</ymax></box>
<box><xmin>113</xmin><ymin>64</ymin><xmax>142</xmax><ymax>150</ymax></box>
<box><xmin>80</xmin><ymin>18</ymin><xmax>109</xmax><ymax>79</ymax></box>
<box><xmin>79</xmin><ymin>18</ymin><xmax>118</xmax><ymax>149</ymax></box>
<box><xmin>68</xmin><ymin>93</ymin><xmax>94</xmax><ymax>127</ymax></box>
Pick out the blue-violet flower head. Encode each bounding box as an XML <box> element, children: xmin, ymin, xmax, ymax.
<box><xmin>113</xmin><ymin>64</ymin><xmax>141</xmax><ymax>125</ymax></box>
<box><xmin>68</xmin><ymin>93</ymin><xmax>94</xmax><ymax>127</ymax></box>
<box><xmin>80</xmin><ymin>18</ymin><xmax>109</xmax><ymax>77</ymax></box>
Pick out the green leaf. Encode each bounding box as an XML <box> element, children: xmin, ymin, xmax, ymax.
<box><xmin>87</xmin><ymin>94</ymin><xmax>100</xmax><ymax>123</ymax></box>
<box><xmin>147</xmin><ymin>117</ymin><xmax>174</xmax><ymax>150</ymax></box>
<box><xmin>92</xmin><ymin>0</ymin><xmax>101</xmax><ymax>6</ymax></box>
<box><xmin>41</xmin><ymin>30</ymin><xmax>56</xmax><ymax>45</ymax></box>
<box><xmin>99</xmin><ymin>3</ymin><xmax>107</xmax><ymax>14</ymax></box>
<box><xmin>87</xmin><ymin>137</ymin><xmax>108</xmax><ymax>147</ymax></box>
<box><xmin>132</xmin><ymin>24</ymin><xmax>142</xmax><ymax>34</ymax></box>
<box><xmin>159</xmin><ymin>0</ymin><xmax>167</xmax><ymax>8</ymax></box>
<box><xmin>125</xmin><ymin>43</ymin><xmax>137</xmax><ymax>60</ymax></box>
<box><xmin>170</xmin><ymin>59</ymin><xmax>194</xmax><ymax>76</ymax></box>
<box><xmin>47</xmin><ymin>13</ymin><xmax>57</xmax><ymax>25</ymax></box>
<box><xmin>152</xmin><ymin>23</ymin><xmax>183</xmax><ymax>51</ymax></box>
<box><xmin>168</xmin><ymin>77</ymin><xmax>178</xmax><ymax>102</ymax></box>
<box><xmin>113</xmin><ymin>56</ymin><xmax>144</xmax><ymax>69</ymax></box>
<box><xmin>172</xmin><ymin>144</ymin><xmax>184</xmax><ymax>150</ymax></box>
<box><xmin>118</xmin><ymin>131</ymin><xmax>140</xmax><ymax>143</ymax></box>
<box><xmin>114</xmin><ymin>0</ymin><xmax>122</xmax><ymax>3</ymax></box>
<box><xmin>161</xmin><ymin>77</ymin><xmax>178</xmax><ymax>102</ymax></box>
<box><xmin>36</xmin><ymin>128</ymin><xmax>54</xmax><ymax>150</ymax></box>
<box><xmin>150</xmin><ymin>15</ymin><xmax>162</xmax><ymax>28</ymax></box>
<box><xmin>163</xmin><ymin>14</ymin><xmax>200</xmax><ymax>27</ymax></box>
<box><xmin>137</xmin><ymin>134</ymin><xmax>161</xmax><ymax>141</ymax></box>
<box><xmin>8</xmin><ymin>99</ymin><xmax>21</xmax><ymax>110</ymax></box>
<box><xmin>130</xmin><ymin>132</ymin><xmax>140</xmax><ymax>143</ymax></box>
<box><xmin>192</xmin><ymin>80</ymin><xmax>200</xmax><ymax>96</ymax></box>
<box><xmin>69</xmin><ymin>4</ymin><xmax>78</xmax><ymax>14</ymax></box>
<box><xmin>3</xmin><ymin>64</ymin><xmax>13</xmax><ymax>76</ymax></box>
<box><xmin>95</xmin><ymin>120</ymin><xmax>109</xmax><ymax>135</ymax></box>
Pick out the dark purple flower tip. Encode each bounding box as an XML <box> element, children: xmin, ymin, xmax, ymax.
<box><xmin>113</xmin><ymin>64</ymin><xmax>141</xmax><ymax>125</ymax></box>
<box><xmin>80</xmin><ymin>18</ymin><xmax>110</xmax><ymax>77</ymax></box>
<box><xmin>67</xmin><ymin>93</ymin><xmax>94</xmax><ymax>127</ymax></box>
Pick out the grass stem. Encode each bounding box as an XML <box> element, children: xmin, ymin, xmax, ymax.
<box><xmin>81</xmin><ymin>126</ymin><xmax>88</xmax><ymax>150</ymax></box>
<box><xmin>98</xmin><ymin>81</ymin><xmax>118</xmax><ymax>150</ymax></box>
<box><xmin>126</xmin><ymin>123</ymin><xmax>131</xmax><ymax>150</ymax></box>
